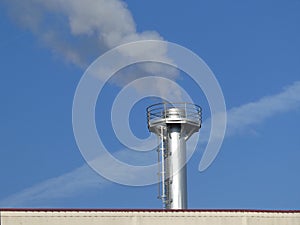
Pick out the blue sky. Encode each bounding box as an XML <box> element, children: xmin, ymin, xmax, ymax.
<box><xmin>0</xmin><ymin>0</ymin><xmax>300</xmax><ymax>209</ymax></box>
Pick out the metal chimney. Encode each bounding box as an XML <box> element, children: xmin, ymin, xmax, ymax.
<box><xmin>147</xmin><ymin>103</ymin><xmax>202</xmax><ymax>209</ymax></box>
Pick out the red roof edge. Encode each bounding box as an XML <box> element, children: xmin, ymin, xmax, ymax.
<box><xmin>0</xmin><ymin>208</ymin><xmax>300</xmax><ymax>213</ymax></box>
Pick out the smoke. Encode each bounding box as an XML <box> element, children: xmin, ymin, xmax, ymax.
<box><xmin>3</xmin><ymin>0</ymin><xmax>161</xmax><ymax>66</ymax></box>
<box><xmin>2</xmin><ymin>0</ymin><xmax>181</xmax><ymax>99</ymax></box>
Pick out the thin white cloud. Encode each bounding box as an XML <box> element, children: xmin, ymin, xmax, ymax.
<box><xmin>1</xmin><ymin>81</ymin><xmax>300</xmax><ymax>206</ymax></box>
<box><xmin>0</xmin><ymin>164</ymin><xmax>107</xmax><ymax>207</ymax></box>
<box><xmin>226</xmin><ymin>81</ymin><xmax>300</xmax><ymax>136</ymax></box>
<box><xmin>0</xmin><ymin>149</ymin><xmax>157</xmax><ymax>207</ymax></box>
<box><xmin>196</xmin><ymin>81</ymin><xmax>300</xmax><ymax>170</ymax></box>
<box><xmin>197</xmin><ymin>81</ymin><xmax>300</xmax><ymax>143</ymax></box>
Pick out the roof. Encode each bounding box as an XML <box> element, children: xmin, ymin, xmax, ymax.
<box><xmin>1</xmin><ymin>209</ymin><xmax>300</xmax><ymax>225</ymax></box>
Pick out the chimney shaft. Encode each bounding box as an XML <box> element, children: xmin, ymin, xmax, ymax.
<box><xmin>147</xmin><ymin>103</ymin><xmax>201</xmax><ymax>209</ymax></box>
<box><xmin>167</xmin><ymin>124</ymin><xmax>187</xmax><ymax>209</ymax></box>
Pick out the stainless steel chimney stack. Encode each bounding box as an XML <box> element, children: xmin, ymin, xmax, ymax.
<box><xmin>147</xmin><ymin>103</ymin><xmax>201</xmax><ymax>209</ymax></box>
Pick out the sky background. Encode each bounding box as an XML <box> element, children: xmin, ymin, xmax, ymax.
<box><xmin>0</xmin><ymin>0</ymin><xmax>300</xmax><ymax>209</ymax></box>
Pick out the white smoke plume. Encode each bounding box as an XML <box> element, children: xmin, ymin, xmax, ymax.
<box><xmin>2</xmin><ymin>0</ymin><xmax>181</xmax><ymax>99</ymax></box>
<box><xmin>3</xmin><ymin>0</ymin><xmax>162</xmax><ymax>66</ymax></box>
